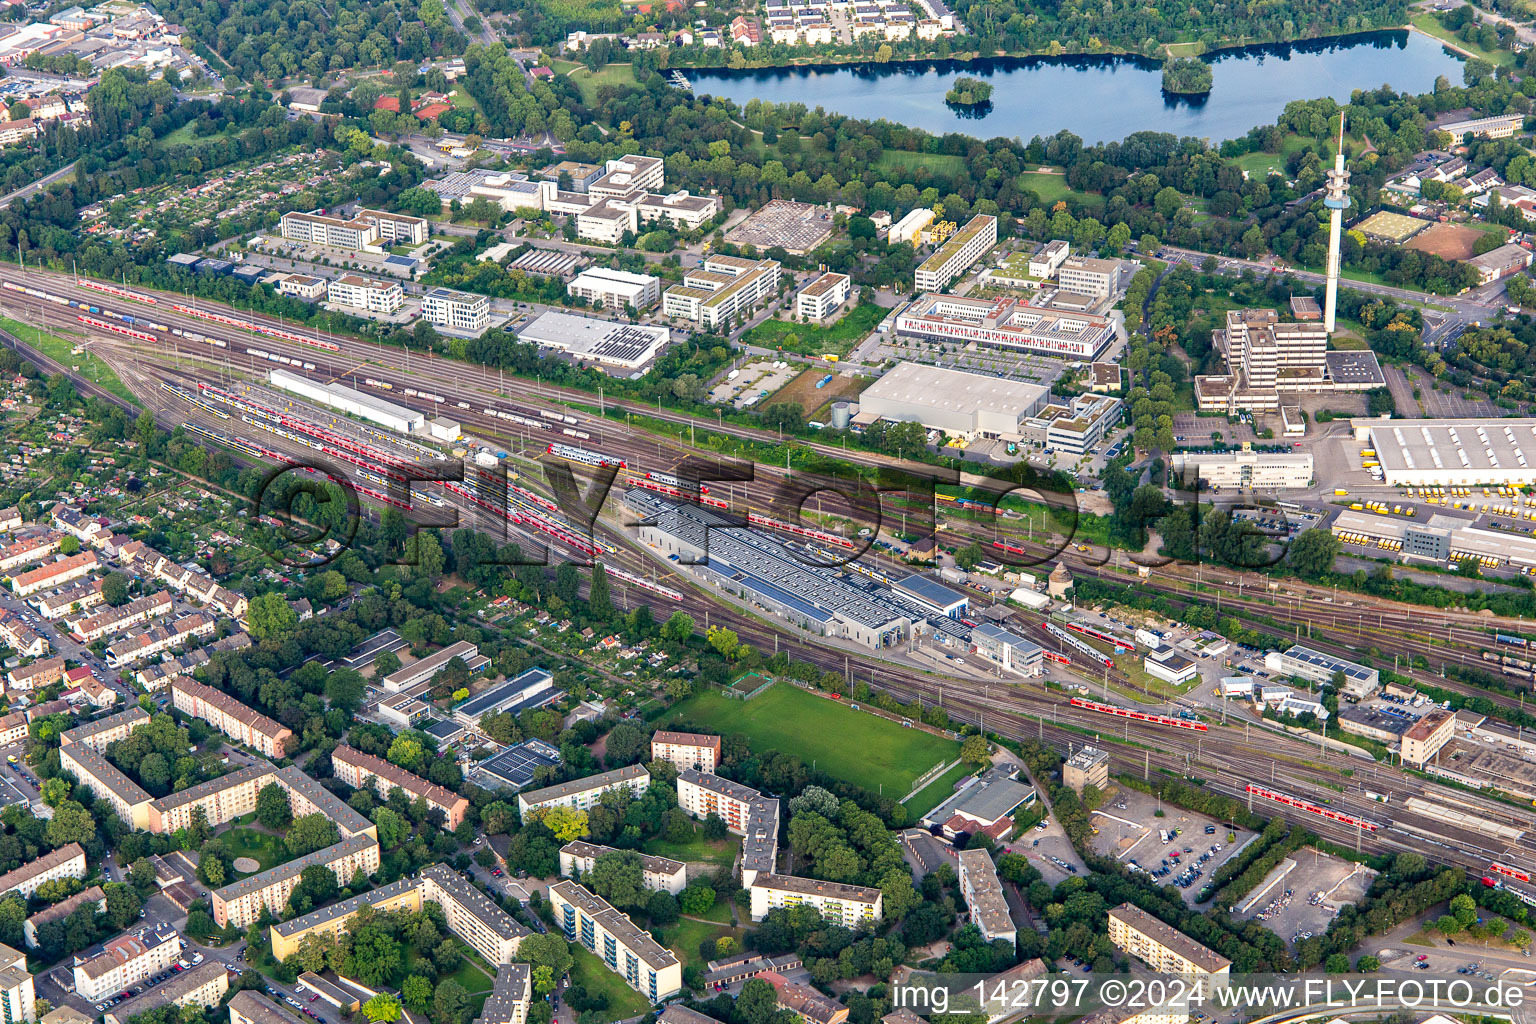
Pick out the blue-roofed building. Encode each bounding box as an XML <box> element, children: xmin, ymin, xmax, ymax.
<box><xmin>1264</xmin><ymin>644</ymin><xmax>1379</xmax><ymax>693</ymax></box>
<box><xmin>454</xmin><ymin>667</ymin><xmax>558</xmax><ymax>725</ymax></box>
<box><xmin>891</xmin><ymin>573</ymin><xmax>968</xmax><ymax>618</ymax></box>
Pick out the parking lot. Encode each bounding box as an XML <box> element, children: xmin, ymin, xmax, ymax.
<box><xmin>1004</xmin><ymin>807</ymin><xmax>1086</xmax><ymax>885</ymax></box>
<box><xmin>1087</xmin><ymin>786</ymin><xmax>1253</xmax><ymax>907</ymax></box>
<box><xmin>708</xmin><ymin>359</ymin><xmax>799</xmax><ymax>409</ymax></box>
<box><xmin>1233</xmin><ymin>847</ymin><xmax>1374</xmax><ymax>944</ymax></box>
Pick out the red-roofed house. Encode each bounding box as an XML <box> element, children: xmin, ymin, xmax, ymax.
<box><xmin>414</xmin><ymin>103</ymin><xmax>450</xmax><ymax>121</ymax></box>
<box><xmin>531</xmin><ymin>66</ymin><xmax>553</xmax><ymax>79</ymax></box>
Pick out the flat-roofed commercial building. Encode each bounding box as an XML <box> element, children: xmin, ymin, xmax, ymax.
<box><xmin>172</xmin><ymin>677</ymin><xmax>292</xmax><ymax>758</ymax></box>
<box><xmin>1336</xmin><ymin>706</ymin><xmax>1416</xmax><ymax>745</ymax></box>
<box><xmin>663</xmin><ymin>256</ymin><xmax>781</xmax><ymax>329</ymax></box>
<box><xmin>328</xmin><ymin>275</ymin><xmax>403</xmax><ymax>314</ymax></box>
<box><xmin>560</xmin><ymin>841</ymin><xmax>687</xmax><ymax>895</ymax></box>
<box><xmin>474</xmin><ymin>964</ymin><xmax>531</xmax><ymax>1024</ymax></box>
<box><xmin>1402</xmin><ymin>708</ymin><xmax>1456</xmax><ymax>767</ymax></box>
<box><xmin>1063</xmin><ymin>746</ymin><xmax>1109</xmax><ymax>796</ymax></box>
<box><xmin>650</xmin><ymin>731</ymin><xmax>720</xmax><ymax>773</ymax></box>
<box><xmin>268</xmin><ymin>877</ymin><xmax>421</xmax><ymax>960</ymax></box>
<box><xmin>12</xmin><ymin>551</ymin><xmax>98</xmax><ymax>596</ymax></box>
<box><xmin>1263</xmin><ymin>645</ymin><xmax>1378</xmax><ymax>690</ymax></box>
<box><xmin>422</xmin><ymin>288</ymin><xmax>490</xmax><ymax>333</ymax></box>
<box><xmin>915</xmin><ymin>215</ymin><xmax>997</xmax><ymax>291</ymax></box>
<box><xmin>549</xmin><ymin>881</ymin><xmax>681</xmax><ymax>1002</ymax></box>
<box><xmin>0</xmin><ymin>843</ymin><xmax>85</xmax><ymax>901</ymax></box>
<box><xmin>892</xmin><ymin>573</ymin><xmax>968</xmax><ymax>618</ymax></box>
<box><xmin>1056</xmin><ymin>256</ymin><xmax>1127</xmax><ymax>298</ymax></box>
<box><xmin>748</xmin><ymin>873</ymin><xmax>882</xmax><ymax>925</ymax></box>
<box><xmin>795</xmin><ymin>272</ymin><xmax>850</xmax><ymax>321</ymax></box>
<box><xmin>566</xmin><ymin>268</ymin><xmax>660</xmax><ymax>311</ymax></box>
<box><xmin>517</xmin><ymin>312</ymin><xmax>671</xmax><ymax>371</ymax></box>
<box><xmin>277</xmin><ymin>275</ymin><xmax>327</xmax><ymax>300</ymax></box>
<box><xmin>59</xmin><ymin>744</ymin><xmax>153</xmax><ymax>828</ymax></box>
<box><xmin>970</xmin><ymin>623</ymin><xmax>1044</xmax><ymax>676</ymax></box>
<box><xmin>419</xmin><ymin>863</ymin><xmax>530</xmax><ymax>963</ymax></box>
<box><xmin>279</xmin><ymin>211</ymin><xmax>379</xmax><ymax>251</ymax></box>
<box><xmin>1173</xmin><ymin>449</ymin><xmax>1314</xmax><ymax>490</ymax></box>
<box><xmin>1438</xmin><ymin>113</ymin><xmax>1523</xmax><ymax>140</ymax></box>
<box><xmin>1020</xmin><ymin>394</ymin><xmax>1122</xmax><ymax>456</ymax></box>
<box><xmin>1107</xmin><ymin>903</ymin><xmax>1231</xmax><ymax>976</ymax></box>
<box><xmin>73</xmin><ymin>928</ymin><xmax>182</xmax><ymax>1001</ymax></box>
<box><xmin>858</xmin><ymin>362</ymin><xmax>1050</xmax><ymax>441</ymax></box>
<box><xmin>894</xmin><ymin>294</ymin><xmax>1115</xmax><ymax>360</ymax></box>
<box><xmin>332</xmin><ymin>745</ymin><xmax>469</xmax><ymax>828</ymax></box>
<box><xmin>211</xmin><ymin>834</ymin><xmax>380</xmax><ymax>929</ymax></box>
<box><xmin>229</xmin><ymin>990</ymin><xmax>309</xmax><ymax>1024</ymax></box>
<box><xmin>145</xmin><ymin>762</ymin><xmax>274</xmax><ymax>833</ymax></box>
<box><xmin>588</xmin><ymin>156</ymin><xmax>665</xmax><ymax>199</ymax></box>
<box><xmin>103</xmin><ymin>961</ymin><xmax>228</xmax><ymax>1024</ymax></box>
<box><xmin>633</xmin><ymin>190</ymin><xmax>721</xmax><ymax>230</ymax></box>
<box><xmin>1029</xmin><ymin>239</ymin><xmax>1071</xmax><ymax>278</ymax></box>
<box><xmin>382</xmin><ymin>641</ymin><xmax>487</xmax><ymax>691</ymax></box>
<box><xmin>357</xmin><ymin>208</ymin><xmax>428</xmax><ymax>245</ymax></box>
<box><xmin>1367</xmin><ymin>418</ymin><xmax>1536</xmax><ymax>488</ymax></box>
<box><xmin>956</xmin><ymin>848</ymin><xmax>1014</xmax><ymax>946</ymax></box>
<box><xmin>519</xmin><ymin>764</ymin><xmax>649</xmax><ymax>818</ymax></box>
<box><xmin>575</xmin><ymin>199</ymin><xmax>638</xmax><ymax>244</ymax></box>
<box><xmin>1144</xmin><ymin>644</ymin><xmax>1197</xmax><ymax>685</ymax></box>
<box><xmin>453</xmin><ymin>667</ymin><xmax>555</xmax><ymax>725</ymax></box>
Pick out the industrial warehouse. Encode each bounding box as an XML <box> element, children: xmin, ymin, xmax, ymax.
<box><xmin>625</xmin><ymin>489</ymin><xmax>974</xmax><ymax>650</ymax></box>
<box><xmin>1361</xmin><ymin>418</ymin><xmax>1536</xmax><ymax>487</ymax></box>
<box><xmin>516</xmin><ymin>311</ymin><xmax>672</xmax><ymax>372</ymax></box>
<box><xmin>1329</xmin><ymin>507</ymin><xmax>1536</xmax><ymax>572</ymax></box>
<box><xmin>854</xmin><ymin>363</ymin><xmax>1050</xmax><ymax>441</ymax></box>
<box><xmin>893</xmin><ymin>294</ymin><xmax>1117</xmax><ymax>359</ymax></box>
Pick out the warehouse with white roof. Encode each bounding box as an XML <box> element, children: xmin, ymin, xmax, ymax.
<box><xmin>517</xmin><ymin>311</ymin><xmax>671</xmax><ymax>371</ymax></box>
<box><xmin>1367</xmin><ymin>418</ymin><xmax>1536</xmax><ymax>487</ymax></box>
<box><xmin>856</xmin><ymin>362</ymin><xmax>1050</xmax><ymax>440</ymax></box>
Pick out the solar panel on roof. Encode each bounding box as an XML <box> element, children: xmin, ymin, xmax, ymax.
<box><xmin>383</xmin><ymin>254</ymin><xmax>417</xmax><ymax>268</ymax></box>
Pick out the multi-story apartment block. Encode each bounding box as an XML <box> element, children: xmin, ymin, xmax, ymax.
<box><xmin>914</xmin><ymin>215</ymin><xmax>996</xmax><ymax>291</ymax></box>
<box><xmin>559</xmin><ymin>841</ymin><xmax>687</xmax><ymax>895</ymax></box>
<box><xmin>59</xmin><ymin>744</ymin><xmax>153</xmax><ymax>829</ymax></box>
<box><xmin>549</xmin><ymin>881</ymin><xmax>681</xmax><ymax>1002</ymax></box>
<box><xmin>279</xmin><ymin>211</ymin><xmax>379</xmax><ymax>251</ymax></box>
<box><xmin>956</xmin><ymin>849</ymin><xmax>1015</xmax><ymax>946</ymax></box>
<box><xmin>171</xmin><ymin>677</ymin><xmax>293</xmax><ymax>758</ymax></box>
<box><xmin>332</xmin><ymin>746</ymin><xmax>469</xmax><ymax>828</ymax></box>
<box><xmin>12</xmin><ymin>552</ymin><xmax>98</xmax><ymax>597</ymax></box>
<box><xmin>33</xmin><ymin>578</ymin><xmax>102</xmax><ymax>619</ymax></box>
<box><xmin>0</xmin><ymin>533</ymin><xmax>60</xmax><ymax>573</ymax></box>
<box><xmin>210</xmin><ymin>834</ymin><xmax>380</xmax><ymax>929</ymax></box>
<box><xmin>66</xmin><ymin>593</ymin><xmax>171</xmax><ymax>643</ymax></box>
<box><xmin>273</xmin><ymin>766</ymin><xmax>377</xmax><ymax>839</ymax></box>
<box><xmin>0</xmin><ymin>713</ymin><xmax>25</xmax><ymax>748</ymax></box>
<box><xmin>677</xmin><ymin>769</ymin><xmax>756</xmax><ymax>830</ymax></box>
<box><xmin>0</xmin><ymin>942</ymin><xmax>32</xmax><ymax>1024</ymax></box>
<box><xmin>145</xmin><ymin>763</ymin><xmax>274</xmax><ymax>833</ymax></box>
<box><xmin>103</xmin><ymin>961</ymin><xmax>228</xmax><ymax>1024</ymax></box>
<box><xmin>517</xmin><ymin>764</ymin><xmax>650</xmax><ymax>817</ymax></box>
<box><xmin>269</xmin><ymin>877</ymin><xmax>422</xmax><ymax>960</ymax></box>
<box><xmin>662</xmin><ymin>256</ymin><xmax>780</xmax><ymax>329</ymax></box>
<box><xmin>418</xmin><ymin>864</ymin><xmax>529</xmax><ymax>964</ymax></box>
<box><xmin>421</xmin><ymin>288</ymin><xmax>490</xmax><ymax>333</ymax></box>
<box><xmin>73</xmin><ymin>928</ymin><xmax>183</xmax><ymax>1001</ymax></box>
<box><xmin>1402</xmin><ymin>709</ymin><xmax>1456</xmax><ymax>767</ymax></box>
<box><xmin>0</xmin><ymin>612</ymin><xmax>46</xmax><ymax>658</ymax></box>
<box><xmin>588</xmin><ymin>156</ymin><xmax>665</xmax><ymax>200</ymax></box>
<box><xmin>794</xmin><ymin>272</ymin><xmax>850</xmax><ymax>321</ymax></box>
<box><xmin>356</xmin><ymin>209</ymin><xmax>429</xmax><ymax>245</ymax></box>
<box><xmin>60</xmin><ymin>707</ymin><xmax>149</xmax><ymax>752</ymax></box>
<box><xmin>1107</xmin><ymin>903</ymin><xmax>1231</xmax><ymax>978</ymax></box>
<box><xmin>473</xmin><ymin>964</ymin><xmax>531</xmax><ymax>1024</ymax></box>
<box><xmin>0</xmin><ymin>509</ymin><xmax>20</xmax><ymax>533</ymax></box>
<box><xmin>747</xmin><ymin>874</ymin><xmax>882</xmax><ymax>925</ymax></box>
<box><xmin>0</xmin><ymin>844</ymin><xmax>86</xmax><ymax>901</ymax></box>
<box><xmin>105</xmin><ymin>614</ymin><xmax>217</xmax><ymax>668</ymax></box>
<box><xmin>650</xmin><ymin>731</ymin><xmax>720</xmax><ymax>773</ymax></box>
<box><xmin>7</xmin><ymin>656</ymin><xmax>64</xmax><ymax>691</ymax></box>
<box><xmin>328</xmin><ymin>275</ymin><xmax>403</xmax><ymax>314</ymax></box>
<box><xmin>566</xmin><ymin>268</ymin><xmax>660</xmax><ymax>311</ymax></box>
<box><xmin>229</xmin><ymin>991</ymin><xmax>309</xmax><ymax>1024</ymax></box>
<box><xmin>24</xmin><ymin>886</ymin><xmax>103</xmax><ymax>948</ymax></box>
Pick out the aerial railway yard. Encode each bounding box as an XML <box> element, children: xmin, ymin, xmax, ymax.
<box><xmin>13</xmin><ymin>264</ymin><xmax>1536</xmax><ymax>891</ymax></box>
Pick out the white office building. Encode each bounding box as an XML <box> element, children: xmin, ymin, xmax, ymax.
<box><xmin>328</xmin><ymin>275</ymin><xmax>403</xmax><ymax>314</ymax></box>
<box><xmin>566</xmin><ymin>267</ymin><xmax>661</xmax><ymax>311</ymax></box>
<box><xmin>421</xmin><ymin>288</ymin><xmax>490</xmax><ymax>333</ymax></box>
<box><xmin>795</xmin><ymin>272</ymin><xmax>850</xmax><ymax>320</ymax></box>
<box><xmin>914</xmin><ymin>215</ymin><xmax>996</xmax><ymax>291</ymax></box>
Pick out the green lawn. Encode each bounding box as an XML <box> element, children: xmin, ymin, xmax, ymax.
<box><xmin>0</xmin><ymin>317</ymin><xmax>137</xmax><ymax>407</ymax></box>
<box><xmin>663</xmin><ymin>684</ymin><xmax>961</xmax><ymax>797</ymax></box>
<box><xmin>873</xmin><ymin>150</ymin><xmax>968</xmax><ymax>179</ymax></box>
<box><xmin>740</xmin><ymin>301</ymin><xmax>886</xmax><ymax>358</ymax></box>
<box><xmin>221</xmin><ymin>826</ymin><xmax>289</xmax><ymax>875</ymax></box>
<box><xmin>1410</xmin><ymin>12</ymin><xmax>1515</xmax><ymax>65</ymax></box>
<box><xmin>642</xmin><ymin>826</ymin><xmax>738</xmax><ymax>869</ymax></box>
<box><xmin>566</xmin><ymin>63</ymin><xmax>639</xmax><ymax>104</ymax></box>
<box><xmin>1017</xmin><ymin>171</ymin><xmax>1104</xmax><ymax>212</ymax></box>
<box><xmin>567</xmin><ymin>944</ymin><xmax>656</xmax><ymax>1023</ymax></box>
<box><xmin>665</xmin><ymin>917</ymin><xmax>745</xmax><ymax>970</ymax></box>
<box><xmin>901</xmin><ymin>760</ymin><xmax>974</xmax><ymax>819</ymax></box>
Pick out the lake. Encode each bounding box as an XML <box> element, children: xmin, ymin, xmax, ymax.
<box><xmin>687</xmin><ymin>31</ymin><xmax>1467</xmax><ymax>145</ymax></box>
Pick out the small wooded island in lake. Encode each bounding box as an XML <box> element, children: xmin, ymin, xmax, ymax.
<box><xmin>1161</xmin><ymin>57</ymin><xmax>1214</xmax><ymax>94</ymax></box>
<box><xmin>945</xmin><ymin>76</ymin><xmax>994</xmax><ymax>106</ymax></box>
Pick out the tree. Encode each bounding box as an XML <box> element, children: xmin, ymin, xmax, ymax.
<box><xmin>44</xmin><ymin>801</ymin><xmax>95</xmax><ymax>847</ymax></box>
<box><xmin>536</xmin><ymin>806</ymin><xmax>588</xmax><ymax>842</ymax></box>
<box><xmin>1356</xmin><ymin>955</ymin><xmax>1381</xmax><ymax>972</ymax></box>
<box><xmin>374</xmin><ymin>807</ymin><xmax>410</xmax><ymax>849</ymax></box>
<box><xmin>58</xmin><ymin>536</ymin><xmax>79</xmax><ymax>556</ymax></box>
<box><xmin>646</xmin><ymin>889</ymin><xmax>679</xmax><ymax>926</ymax></box>
<box><xmin>248</xmin><ymin>592</ymin><xmax>298</xmax><ymax>640</ymax></box>
<box><xmin>1286</xmin><ymin>529</ymin><xmax>1339</xmax><ymax>579</ymax></box>
<box><xmin>388</xmin><ymin>735</ymin><xmax>426</xmax><ymax>771</ymax></box>
<box><xmin>960</xmin><ymin>734</ymin><xmax>989</xmax><ymax>767</ymax></box>
<box><xmin>286</xmin><ymin>814</ymin><xmax>340</xmax><ymax>857</ymax></box>
<box><xmin>350</xmin><ymin>924</ymin><xmax>402</xmax><ymax>987</ymax></box>
<box><xmin>659</xmin><ymin>612</ymin><xmax>695</xmax><ymax>642</ymax></box>
<box><xmin>433</xmin><ymin>980</ymin><xmax>468</xmax><ymax>1024</ymax></box>
<box><xmin>603</xmin><ymin>724</ymin><xmax>647</xmax><ymax>766</ymax></box>
<box><xmin>588</xmin><ymin>851</ymin><xmax>645</xmax><ymax>909</ymax></box>
<box><xmin>737</xmin><ymin>979</ymin><xmax>779</xmax><ymax>1024</ymax></box>
<box><xmin>680</xmin><ymin>885</ymin><xmax>715</xmax><ymax>915</ymax></box>
<box><xmin>1324</xmin><ymin>953</ymin><xmax>1351</xmax><ymax>973</ymax></box>
<box><xmin>103</xmin><ymin>883</ymin><xmax>141</xmax><ymax>929</ymax></box>
<box><xmin>100</xmin><ymin>572</ymin><xmax>130</xmax><ymax>606</ymax></box>
<box><xmin>256</xmin><ymin>783</ymin><xmax>293</xmax><ymax>830</ymax></box>
<box><xmin>588</xmin><ymin>563</ymin><xmax>612</xmax><ymax>618</ymax></box>
<box><xmin>364</xmin><ymin>995</ymin><xmax>402</xmax><ymax>1023</ymax></box>
<box><xmin>515</xmin><ymin>933</ymin><xmax>573</xmax><ymax>983</ymax></box>
<box><xmin>402</xmin><ymin>977</ymin><xmax>434</xmax><ymax>1015</ymax></box>
<box><xmin>1451</xmin><ymin>893</ymin><xmax>1478</xmax><ymax>928</ymax></box>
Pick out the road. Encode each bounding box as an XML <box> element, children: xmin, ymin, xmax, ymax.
<box><xmin>0</xmin><ymin>161</ymin><xmax>77</xmax><ymax>210</ymax></box>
